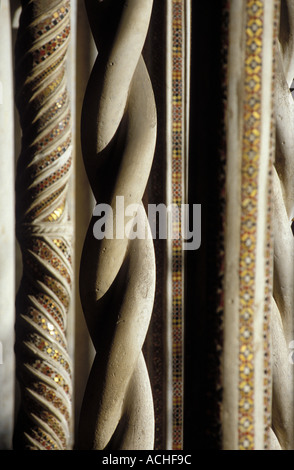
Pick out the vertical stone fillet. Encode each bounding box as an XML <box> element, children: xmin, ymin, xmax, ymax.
<box><xmin>14</xmin><ymin>0</ymin><xmax>73</xmax><ymax>450</ymax></box>
<box><xmin>77</xmin><ymin>0</ymin><xmax>156</xmax><ymax>450</ymax></box>
<box><xmin>272</xmin><ymin>0</ymin><xmax>294</xmax><ymax>450</ymax></box>
<box><xmin>263</xmin><ymin>1</ymin><xmax>280</xmax><ymax>450</ymax></box>
<box><xmin>0</xmin><ymin>0</ymin><xmax>15</xmax><ymax>449</ymax></box>
<box><xmin>223</xmin><ymin>0</ymin><xmax>277</xmax><ymax>450</ymax></box>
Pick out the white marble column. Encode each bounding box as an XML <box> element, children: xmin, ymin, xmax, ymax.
<box><xmin>222</xmin><ymin>0</ymin><xmax>279</xmax><ymax>450</ymax></box>
<box><xmin>0</xmin><ymin>0</ymin><xmax>15</xmax><ymax>450</ymax></box>
<box><xmin>13</xmin><ymin>0</ymin><xmax>74</xmax><ymax>450</ymax></box>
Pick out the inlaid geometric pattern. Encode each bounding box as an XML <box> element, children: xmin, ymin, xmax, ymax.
<box><xmin>14</xmin><ymin>0</ymin><xmax>73</xmax><ymax>450</ymax></box>
<box><xmin>171</xmin><ymin>0</ymin><xmax>185</xmax><ymax>451</ymax></box>
<box><xmin>238</xmin><ymin>0</ymin><xmax>264</xmax><ymax>450</ymax></box>
<box><xmin>237</xmin><ymin>0</ymin><xmax>277</xmax><ymax>450</ymax></box>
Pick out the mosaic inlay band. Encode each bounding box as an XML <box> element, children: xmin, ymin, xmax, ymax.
<box><xmin>14</xmin><ymin>0</ymin><xmax>73</xmax><ymax>450</ymax></box>
<box><xmin>238</xmin><ymin>0</ymin><xmax>264</xmax><ymax>450</ymax></box>
<box><xmin>166</xmin><ymin>0</ymin><xmax>189</xmax><ymax>450</ymax></box>
<box><xmin>171</xmin><ymin>0</ymin><xmax>184</xmax><ymax>450</ymax></box>
<box><xmin>237</xmin><ymin>0</ymin><xmax>277</xmax><ymax>450</ymax></box>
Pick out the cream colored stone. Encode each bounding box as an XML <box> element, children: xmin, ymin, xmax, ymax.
<box><xmin>13</xmin><ymin>0</ymin><xmax>73</xmax><ymax>450</ymax></box>
<box><xmin>78</xmin><ymin>0</ymin><xmax>156</xmax><ymax>450</ymax></box>
<box><xmin>0</xmin><ymin>0</ymin><xmax>15</xmax><ymax>450</ymax></box>
<box><xmin>78</xmin><ymin>213</ymin><xmax>156</xmax><ymax>449</ymax></box>
<box><xmin>222</xmin><ymin>0</ymin><xmax>281</xmax><ymax>450</ymax></box>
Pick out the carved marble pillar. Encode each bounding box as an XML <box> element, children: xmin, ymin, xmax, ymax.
<box><xmin>0</xmin><ymin>0</ymin><xmax>15</xmax><ymax>450</ymax></box>
<box><xmin>185</xmin><ymin>0</ymin><xmax>294</xmax><ymax>450</ymax></box>
<box><xmin>13</xmin><ymin>0</ymin><xmax>73</xmax><ymax>450</ymax></box>
<box><xmin>77</xmin><ymin>0</ymin><xmax>156</xmax><ymax>450</ymax></box>
<box><xmin>222</xmin><ymin>0</ymin><xmax>280</xmax><ymax>450</ymax></box>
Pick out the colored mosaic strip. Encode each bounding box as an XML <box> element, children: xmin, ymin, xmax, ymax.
<box><xmin>34</xmin><ymin>111</ymin><xmax>71</xmax><ymax>153</ymax></box>
<box><xmin>29</xmin><ymin>53</ymin><xmax>66</xmax><ymax>93</ymax></box>
<box><xmin>23</xmin><ymin>248</ymin><xmax>70</xmax><ymax>309</ymax></box>
<box><xmin>238</xmin><ymin>0</ymin><xmax>264</xmax><ymax>450</ymax></box>
<box><xmin>25</xmin><ymin>185</ymin><xmax>65</xmax><ymax>221</ymax></box>
<box><xmin>52</xmin><ymin>238</ymin><xmax>72</xmax><ymax>265</ymax></box>
<box><xmin>24</xmin><ymin>307</ymin><xmax>66</xmax><ymax>349</ymax></box>
<box><xmin>45</xmin><ymin>198</ymin><xmax>66</xmax><ymax>223</ymax></box>
<box><xmin>42</xmin><ymin>274</ymin><xmax>70</xmax><ymax>309</ymax></box>
<box><xmin>171</xmin><ymin>0</ymin><xmax>185</xmax><ymax>450</ymax></box>
<box><xmin>34</xmin><ymin>410</ymin><xmax>66</xmax><ymax>447</ymax></box>
<box><xmin>28</xmin><ymin>333</ymin><xmax>71</xmax><ymax>376</ymax></box>
<box><xmin>35</xmin><ymin>292</ymin><xmax>66</xmax><ymax>332</ymax></box>
<box><xmin>35</xmin><ymin>91</ymin><xmax>69</xmax><ymax>133</ymax></box>
<box><xmin>32</xmin><ymin>67</ymin><xmax>65</xmax><ymax>111</ymax></box>
<box><xmin>30</xmin><ymin>427</ymin><xmax>59</xmax><ymax>450</ymax></box>
<box><xmin>32</xmin><ymin>25</ymin><xmax>70</xmax><ymax>67</ymax></box>
<box><xmin>29</xmin><ymin>382</ymin><xmax>70</xmax><ymax>422</ymax></box>
<box><xmin>16</xmin><ymin>54</ymin><xmax>66</xmax><ymax>111</ymax></box>
<box><xmin>27</xmin><ymin>359</ymin><xmax>70</xmax><ymax>395</ymax></box>
<box><xmin>31</xmin><ymin>157</ymin><xmax>72</xmax><ymax>197</ymax></box>
<box><xmin>30</xmin><ymin>238</ymin><xmax>71</xmax><ymax>286</ymax></box>
<box><xmin>30</xmin><ymin>137</ymin><xmax>71</xmax><ymax>178</ymax></box>
<box><xmin>34</xmin><ymin>2</ymin><xmax>70</xmax><ymax>39</ymax></box>
<box><xmin>14</xmin><ymin>1</ymin><xmax>73</xmax><ymax>450</ymax></box>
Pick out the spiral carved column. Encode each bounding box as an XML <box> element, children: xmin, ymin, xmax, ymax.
<box><xmin>271</xmin><ymin>0</ymin><xmax>294</xmax><ymax>450</ymax></box>
<box><xmin>77</xmin><ymin>0</ymin><xmax>156</xmax><ymax>450</ymax></box>
<box><xmin>14</xmin><ymin>0</ymin><xmax>73</xmax><ymax>450</ymax></box>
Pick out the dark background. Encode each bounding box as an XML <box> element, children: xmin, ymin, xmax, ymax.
<box><xmin>145</xmin><ymin>0</ymin><xmax>226</xmax><ymax>450</ymax></box>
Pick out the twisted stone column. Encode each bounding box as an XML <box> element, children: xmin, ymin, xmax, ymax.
<box><xmin>271</xmin><ymin>0</ymin><xmax>294</xmax><ymax>450</ymax></box>
<box><xmin>14</xmin><ymin>0</ymin><xmax>73</xmax><ymax>450</ymax></box>
<box><xmin>77</xmin><ymin>0</ymin><xmax>156</xmax><ymax>450</ymax></box>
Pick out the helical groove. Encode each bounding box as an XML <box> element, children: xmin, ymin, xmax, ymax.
<box><xmin>271</xmin><ymin>0</ymin><xmax>294</xmax><ymax>450</ymax></box>
<box><xmin>14</xmin><ymin>0</ymin><xmax>73</xmax><ymax>450</ymax></box>
<box><xmin>77</xmin><ymin>0</ymin><xmax>156</xmax><ymax>450</ymax></box>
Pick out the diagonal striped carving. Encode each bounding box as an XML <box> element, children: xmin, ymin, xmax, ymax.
<box><xmin>14</xmin><ymin>0</ymin><xmax>73</xmax><ymax>450</ymax></box>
